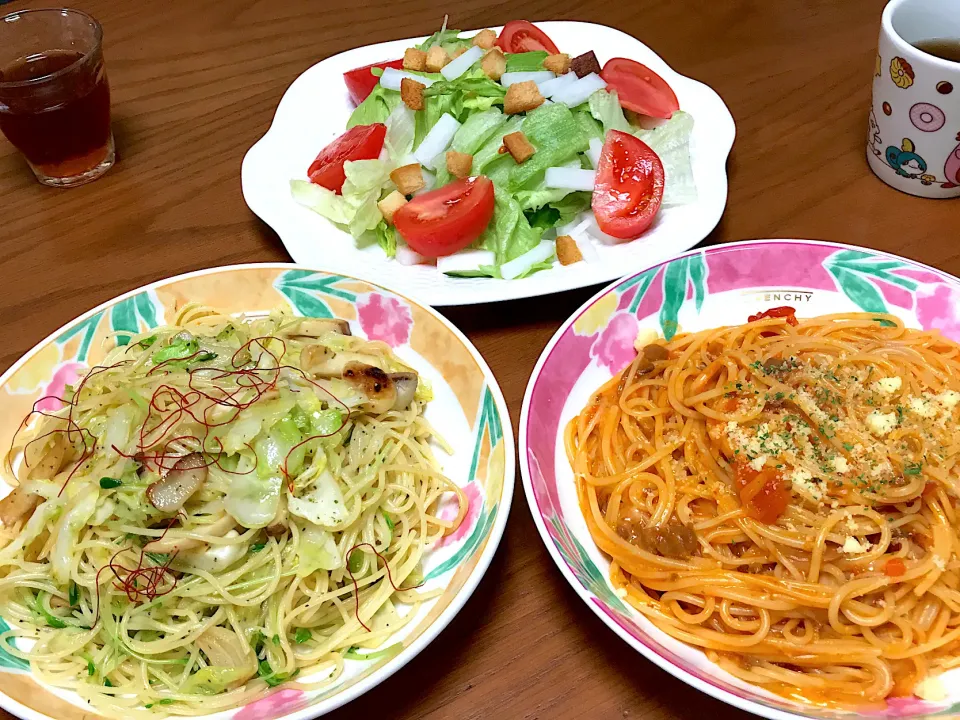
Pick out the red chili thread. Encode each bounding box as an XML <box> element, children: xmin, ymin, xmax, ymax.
<box><xmin>344</xmin><ymin>543</ymin><xmax>421</xmax><ymax>632</ymax></box>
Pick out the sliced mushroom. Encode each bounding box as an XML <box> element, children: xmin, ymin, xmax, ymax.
<box><xmin>341</xmin><ymin>362</ymin><xmax>396</xmax><ymax>415</ymax></box>
<box><xmin>144</xmin><ymin>512</ymin><xmax>237</xmax><ymax>554</ymax></box>
<box><xmin>265</xmin><ymin>501</ymin><xmax>288</xmax><ymax>537</ymax></box>
<box><xmin>0</xmin><ymin>488</ymin><xmax>41</xmax><ymax>527</ymax></box>
<box><xmin>288</xmin><ymin>318</ymin><xmax>351</xmax><ymax>338</ymax></box>
<box><xmin>146</xmin><ymin>453</ymin><xmax>208</xmax><ymax>513</ymax></box>
<box><xmin>196</xmin><ymin>626</ymin><xmax>257</xmax><ymax>681</ymax></box>
<box><xmin>20</xmin><ymin>432</ymin><xmax>67</xmax><ymax>482</ymax></box>
<box><xmin>300</xmin><ymin>345</ymin><xmax>381</xmax><ymax>377</ymax></box>
<box><xmin>390</xmin><ymin>372</ymin><xmax>419</xmax><ymax>411</ymax></box>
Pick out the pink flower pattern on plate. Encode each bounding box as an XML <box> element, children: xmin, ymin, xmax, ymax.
<box><xmin>590</xmin><ymin>312</ymin><xmax>639</xmax><ymax>373</ymax></box>
<box><xmin>915</xmin><ymin>283</ymin><xmax>960</xmax><ymax>342</ymax></box>
<box><xmin>437</xmin><ymin>481</ymin><xmax>481</xmax><ymax>548</ymax></box>
<box><xmin>357</xmin><ymin>293</ymin><xmax>413</xmax><ymax>347</ymax></box>
<box><xmin>233</xmin><ymin>689</ymin><xmax>308</xmax><ymax>720</ymax></box>
<box><xmin>36</xmin><ymin>363</ymin><xmax>85</xmax><ymax>412</ymax></box>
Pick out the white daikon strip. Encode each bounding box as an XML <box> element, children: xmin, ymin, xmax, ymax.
<box><xmin>572</xmin><ymin>235</ymin><xmax>601</xmax><ymax>263</ymax></box>
<box><xmin>558</xmin><ymin>215</ymin><xmax>592</xmax><ymax>238</ymax></box>
<box><xmin>395</xmin><ymin>244</ymin><xmax>431</xmax><ymax>265</ymax></box>
<box><xmin>414</xmin><ymin>114</ymin><xmax>461</xmax><ymax>168</ymax></box>
<box><xmin>500</xmin><ymin>71</ymin><xmax>555</xmax><ymax>87</ymax></box>
<box><xmin>551</xmin><ymin>73</ymin><xmax>607</xmax><ymax>108</ymax></box>
<box><xmin>438</xmin><ymin>250</ymin><xmax>496</xmax><ymax>274</ymax></box>
<box><xmin>500</xmin><ymin>241</ymin><xmax>555</xmax><ymax>280</ymax></box>
<box><xmin>537</xmin><ymin>72</ymin><xmax>578</xmax><ymax>98</ymax></box>
<box><xmin>441</xmin><ymin>45</ymin><xmax>483</xmax><ymax>80</ymax></box>
<box><xmin>584</xmin><ymin>215</ymin><xmax>629</xmax><ymax>245</ymax></box>
<box><xmin>413</xmin><ymin>168</ymin><xmax>436</xmax><ymax>195</ymax></box>
<box><xmin>544</xmin><ymin>167</ymin><xmax>596</xmax><ymax>191</ymax></box>
<box><xmin>586</xmin><ymin>137</ymin><xmax>604</xmax><ymax>169</ymax></box>
<box><xmin>380</xmin><ymin>68</ymin><xmax>437</xmax><ymax>91</ymax></box>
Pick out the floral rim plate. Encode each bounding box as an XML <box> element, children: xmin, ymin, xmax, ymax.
<box><xmin>240</xmin><ymin>21</ymin><xmax>735</xmax><ymax>307</ymax></box>
<box><xmin>519</xmin><ymin>239</ymin><xmax>960</xmax><ymax>720</ymax></box>
<box><xmin>0</xmin><ymin>263</ymin><xmax>514</xmax><ymax>720</ymax></box>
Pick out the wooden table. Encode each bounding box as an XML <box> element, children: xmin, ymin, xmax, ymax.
<box><xmin>1</xmin><ymin>0</ymin><xmax>958</xmax><ymax>718</ymax></box>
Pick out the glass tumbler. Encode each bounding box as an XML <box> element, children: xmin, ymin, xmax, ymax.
<box><xmin>0</xmin><ymin>8</ymin><xmax>114</xmax><ymax>187</ymax></box>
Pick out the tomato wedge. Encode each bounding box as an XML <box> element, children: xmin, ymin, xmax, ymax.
<box><xmin>592</xmin><ymin>130</ymin><xmax>664</xmax><ymax>240</ymax></box>
<box><xmin>343</xmin><ymin>59</ymin><xmax>404</xmax><ymax>106</ymax></box>
<box><xmin>496</xmin><ymin>20</ymin><xmax>560</xmax><ymax>54</ymax></box>
<box><xmin>393</xmin><ymin>177</ymin><xmax>495</xmax><ymax>257</ymax></box>
<box><xmin>600</xmin><ymin>58</ymin><xmax>679</xmax><ymax>119</ymax></box>
<box><xmin>307</xmin><ymin>123</ymin><xmax>386</xmax><ymax>193</ymax></box>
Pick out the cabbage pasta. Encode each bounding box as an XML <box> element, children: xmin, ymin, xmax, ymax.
<box><xmin>0</xmin><ymin>305</ymin><xmax>465</xmax><ymax>717</ymax></box>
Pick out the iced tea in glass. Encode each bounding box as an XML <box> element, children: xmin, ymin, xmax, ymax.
<box><xmin>0</xmin><ymin>9</ymin><xmax>114</xmax><ymax>187</ymax></box>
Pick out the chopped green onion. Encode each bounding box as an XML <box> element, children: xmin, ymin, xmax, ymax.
<box><xmin>344</xmin><ymin>643</ymin><xmax>402</xmax><ymax>661</ymax></box>
<box><xmin>145</xmin><ymin>552</ymin><xmax>170</xmax><ymax>565</ymax></box>
<box><xmin>249</xmin><ymin>542</ymin><xmax>267</xmax><ymax>554</ymax></box>
<box><xmin>69</xmin><ymin>582</ymin><xmax>79</xmax><ymax>608</ymax></box>
<box><xmin>104</xmin><ymin>678</ymin><xmax>114</xmax><ymax>687</ymax></box>
<box><xmin>383</xmin><ymin>512</ymin><xmax>395</xmax><ymax>533</ymax></box>
<box><xmin>347</xmin><ymin>549</ymin><xmax>363</xmax><ymax>574</ymax></box>
<box><xmin>904</xmin><ymin>462</ymin><xmax>923</xmax><ymax>476</ymax></box>
<box><xmin>271</xmin><ymin>634</ymin><xmax>280</xmax><ymax>646</ymax></box>
<box><xmin>257</xmin><ymin>659</ymin><xmax>300</xmax><ymax>688</ymax></box>
<box><xmin>99</xmin><ymin>477</ymin><xmax>122</xmax><ymax>489</ymax></box>
<box><xmin>294</xmin><ymin>628</ymin><xmax>311</xmax><ymax>644</ymax></box>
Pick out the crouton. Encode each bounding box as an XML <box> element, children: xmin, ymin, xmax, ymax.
<box><xmin>543</xmin><ymin>53</ymin><xmax>571</xmax><ymax>75</ymax></box>
<box><xmin>570</xmin><ymin>51</ymin><xmax>601</xmax><ymax>78</ymax></box>
<box><xmin>481</xmin><ymin>47</ymin><xmax>506</xmax><ymax>81</ymax></box>
<box><xmin>556</xmin><ymin>235</ymin><xmax>583</xmax><ymax>265</ymax></box>
<box><xmin>403</xmin><ymin>48</ymin><xmax>427</xmax><ymax>71</ymax></box>
<box><xmin>378</xmin><ymin>191</ymin><xmax>408</xmax><ymax>224</ymax></box>
<box><xmin>400</xmin><ymin>77</ymin><xmax>425</xmax><ymax>111</ymax></box>
<box><xmin>472</xmin><ymin>29</ymin><xmax>497</xmax><ymax>50</ymax></box>
<box><xmin>503</xmin><ymin>80</ymin><xmax>544</xmax><ymax>115</ymax></box>
<box><xmin>452</xmin><ymin>47</ymin><xmax>467</xmax><ymax>59</ymax></box>
<box><xmin>390</xmin><ymin>164</ymin><xmax>425</xmax><ymax>195</ymax></box>
<box><xmin>502</xmin><ymin>131</ymin><xmax>536</xmax><ymax>163</ymax></box>
<box><xmin>446</xmin><ymin>150</ymin><xmax>473</xmax><ymax>179</ymax></box>
<box><xmin>425</xmin><ymin>46</ymin><xmax>449</xmax><ymax>72</ymax></box>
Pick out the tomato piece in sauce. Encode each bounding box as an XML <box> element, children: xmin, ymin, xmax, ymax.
<box><xmin>748</xmin><ymin>306</ymin><xmax>799</xmax><ymax>326</ymax></box>
<box><xmin>735</xmin><ymin>461</ymin><xmax>790</xmax><ymax>524</ymax></box>
<box><xmin>885</xmin><ymin>557</ymin><xmax>907</xmax><ymax>577</ymax></box>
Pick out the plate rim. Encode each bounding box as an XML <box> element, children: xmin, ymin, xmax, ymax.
<box><xmin>240</xmin><ymin>20</ymin><xmax>736</xmax><ymax>307</ymax></box>
<box><xmin>518</xmin><ymin>238</ymin><xmax>953</xmax><ymax>720</ymax></box>
<box><xmin>0</xmin><ymin>261</ymin><xmax>516</xmax><ymax>720</ymax></box>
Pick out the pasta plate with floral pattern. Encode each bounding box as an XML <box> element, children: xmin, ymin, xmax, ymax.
<box><xmin>520</xmin><ymin>240</ymin><xmax>960</xmax><ymax>720</ymax></box>
<box><xmin>0</xmin><ymin>264</ymin><xmax>513</xmax><ymax>720</ymax></box>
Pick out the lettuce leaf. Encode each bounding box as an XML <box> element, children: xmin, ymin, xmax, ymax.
<box><xmin>588</xmin><ymin>88</ymin><xmax>632</xmax><ymax>135</ymax></box>
<box><xmin>473</xmin><ymin>116</ymin><xmax>524</xmax><ymax>176</ymax></box>
<box><xmin>375</xmin><ymin>220</ymin><xmax>397</xmax><ymax>257</ymax></box>
<box><xmin>508</xmin><ymin>103</ymin><xmax>589</xmax><ymax>191</ymax></box>
<box><xmin>635</xmin><ymin>111</ymin><xmax>697</xmax><ymax>206</ymax></box>
<box><xmin>347</xmin><ymin>84</ymin><xmax>401</xmax><ymax>128</ymax></box>
<box><xmin>384</xmin><ymin>103</ymin><xmax>416</xmax><ymax>162</ymax></box>
<box><xmin>417</xmin><ymin>28</ymin><xmax>469</xmax><ymax>54</ymax></box>
<box><xmin>451</xmin><ymin>108</ymin><xmax>508</xmax><ymax>156</ymax></box>
<box><xmin>480</xmin><ymin>186</ymin><xmax>544</xmax><ymax>264</ymax></box>
<box><xmin>505</xmin><ymin>51</ymin><xmax>547</xmax><ymax>72</ymax></box>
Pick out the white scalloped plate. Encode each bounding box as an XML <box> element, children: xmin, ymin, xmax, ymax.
<box><xmin>241</xmin><ymin>21</ymin><xmax>735</xmax><ymax>306</ymax></box>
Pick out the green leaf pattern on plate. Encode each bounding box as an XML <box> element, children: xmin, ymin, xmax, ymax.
<box><xmin>56</xmin><ymin>312</ymin><xmax>103</xmax><ymax>363</ymax></box>
<box><xmin>625</xmin><ymin>268</ymin><xmax>659</xmax><ymax>314</ymax></box>
<box><xmin>658</xmin><ymin>252</ymin><xmax>708</xmax><ymax>340</ymax></box>
<box><xmin>823</xmin><ymin>250</ymin><xmax>917</xmax><ymax>322</ymax></box>
<box><xmin>0</xmin><ymin>617</ymin><xmax>29</xmax><ymax>671</ymax></box>
<box><xmin>547</xmin><ymin>515</ymin><xmax>630</xmax><ymax>614</ymax></box>
<box><xmin>424</xmin><ymin>386</ymin><xmax>501</xmax><ymax>582</ymax></box>
<box><xmin>56</xmin><ymin>291</ymin><xmax>163</xmax><ymax>359</ymax></box>
<box><xmin>111</xmin><ymin>292</ymin><xmax>162</xmax><ymax>347</ymax></box>
<box><xmin>274</xmin><ymin>271</ymin><xmax>358</xmax><ymax>319</ymax></box>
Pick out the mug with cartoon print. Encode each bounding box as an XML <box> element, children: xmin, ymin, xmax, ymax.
<box><xmin>867</xmin><ymin>0</ymin><xmax>960</xmax><ymax>198</ymax></box>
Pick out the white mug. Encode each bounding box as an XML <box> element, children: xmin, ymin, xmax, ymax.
<box><xmin>867</xmin><ymin>0</ymin><xmax>960</xmax><ymax>198</ymax></box>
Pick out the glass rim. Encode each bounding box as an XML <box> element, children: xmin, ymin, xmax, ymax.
<box><xmin>0</xmin><ymin>8</ymin><xmax>103</xmax><ymax>90</ymax></box>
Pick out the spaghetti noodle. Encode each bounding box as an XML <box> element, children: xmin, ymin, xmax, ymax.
<box><xmin>566</xmin><ymin>308</ymin><xmax>960</xmax><ymax>708</ymax></box>
<box><xmin>0</xmin><ymin>305</ymin><xmax>465</xmax><ymax>717</ymax></box>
